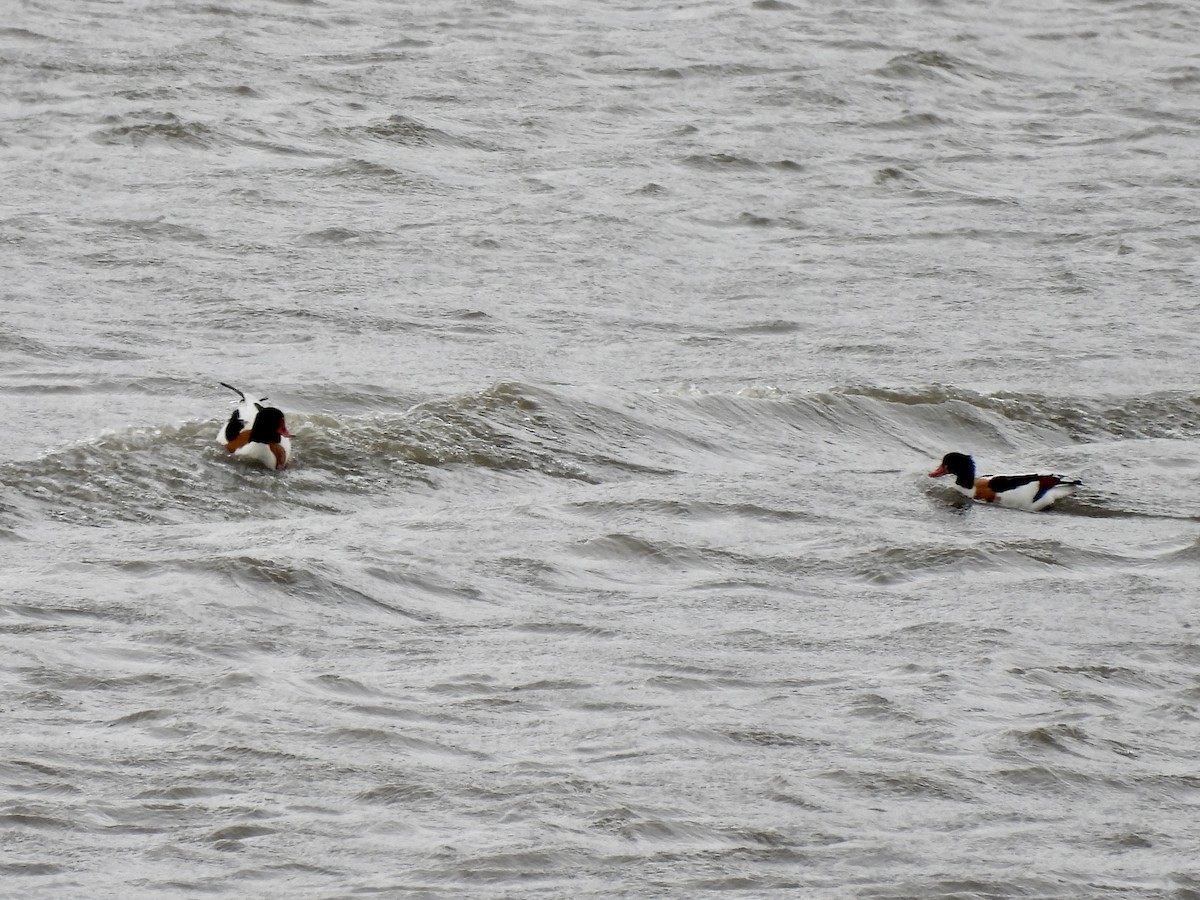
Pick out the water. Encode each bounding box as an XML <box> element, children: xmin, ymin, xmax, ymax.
<box><xmin>3</xmin><ymin>0</ymin><xmax>1200</xmax><ymax>897</ymax></box>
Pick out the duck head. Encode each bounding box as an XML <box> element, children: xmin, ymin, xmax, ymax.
<box><xmin>249</xmin><ymin>407</ymin><xmax>293</xmax><ymax>444</ymax></box>
<box><xmin>929</xmin><ymin>452</ymin><xmax>975</xmax><ymax>488</ymax></box>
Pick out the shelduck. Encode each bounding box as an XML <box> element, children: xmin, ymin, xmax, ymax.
<box><xmin>928</xmin><ymin>452</ymin><xmax>1080</xmax><ymax>511</ymax></box>
<box><xmin>217</xmin><ymin>382</ymin><xmax>292</xmax><ymax>470</ymax></box>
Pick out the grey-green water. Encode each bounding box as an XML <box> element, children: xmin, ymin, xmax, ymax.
<box><xmin>3</xmin><ymin>1</ymin><xmax>1199</xmax><ymax>897</ymax></box>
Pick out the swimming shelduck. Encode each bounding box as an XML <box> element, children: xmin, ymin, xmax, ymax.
<box><xmin>218</xmin><ymin>382</ymin><xmax>292</xmax><ymax>470</ymax></box>
<box><xmin>928</xmin><ymin>452</ymin><xmax>1080</xmax><ymax>511</ymax></box>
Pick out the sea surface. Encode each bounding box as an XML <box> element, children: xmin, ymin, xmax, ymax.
<box><xmin>3</xmin><ymin>0</ymin><xmax>1200</xmax><ymax>897</ymax></box>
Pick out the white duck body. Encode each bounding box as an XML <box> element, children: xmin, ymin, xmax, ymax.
<box><xmin>216</xmin><ymin>398</ymin><xmax>258</xmax><ymax>446</ymax></box>
<box><xmin>985</xmin><ymin>477</ymin><xmax>1077</xmax><ymax>512</ymax></box>
<box><xmin>218</xmin><ymin>386</ymin><xmax>293</xmax><ymax>471</ymax></box>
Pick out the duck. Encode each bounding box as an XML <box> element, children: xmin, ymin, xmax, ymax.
<box><xmin>217</xmin><ymin>382</ymin><xmax>292</xmax><ymax>470</ymax></box>
<box><xmin>928</xmin><ymin>452</ymin><xmax>1080</xmax><ymax>511</ymax></box>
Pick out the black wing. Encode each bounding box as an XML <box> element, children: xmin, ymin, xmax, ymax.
<box><xmin>986</xmin><ymin>473</ymin><xmax>1041</xmax><ymax>493</ymax></box>
<box><xmin>223</xmin><ymin>409</ymin><xmax>244</xmax><ymax>443</ymax></box>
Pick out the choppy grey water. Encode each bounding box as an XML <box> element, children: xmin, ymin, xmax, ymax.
<box><xmin>3</xmin><ymin>1</ymin><xmax>1200</xmax><ymax>897</ymax></box>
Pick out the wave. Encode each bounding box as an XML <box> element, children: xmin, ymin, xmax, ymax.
<box><xmin>2</xmin><ymin>381</ymin><xmax>1196</xmax><ymax>530</ymax></box>
<box><xmin>91</xmin><ymin>113</ymin><xmax>223</xmax><ymax>149</ymax></box>
<box><xmin>833</xmin><ymin>385</ymin><xmax>1200</xmax><ymax>443</ymax></box>
<box><xmin>332</xmin><ymin>115</ymin><xmax>496</xmax><ymax>151</ymax></box>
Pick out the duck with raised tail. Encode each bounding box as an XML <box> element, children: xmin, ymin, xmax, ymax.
<box><xmin>217</xmin><ymin>382</ymin><xmax>293</xmax><ymax>470</ymax></box>
<box><xmin>928</xmin><ymin>452</ymin><xmax>1080</xmax><ymax>511</ymax></box>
